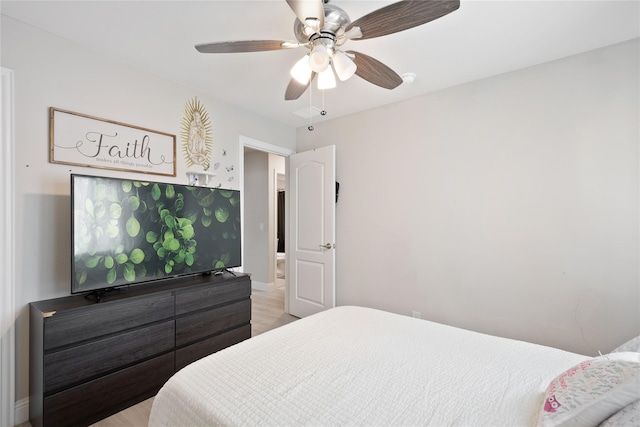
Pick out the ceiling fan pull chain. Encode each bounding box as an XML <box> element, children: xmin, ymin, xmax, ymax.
<box><xmin>321</xmin><ymin>90</ymin><xmax>327</xmax><ymax>117</ymax></box>
<box><xmin>308</xmin><ymin>85</ymin><xmax>314</xmax><ymax>132</ymax></box>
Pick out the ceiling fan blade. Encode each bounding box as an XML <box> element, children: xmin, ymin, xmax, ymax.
<box><xmin>285</xmin><ymin>73</ymin><xmax>317</xmax><ymax>100</ymax></box>
<box><xmin>195</xmin><ymin>40</ymin><xmax>299</xmax><ymax>54</ymax></box>
<box><xmin>286</xmin><ymin>0</ymin><xmax>324</xmax><ymax>30</ymax></box>
<box><xmin>347</xmin><ymin>0</ymin><xmax>460</xmax><ymax>40</ymax></box>
<box><xmin>346</xmin><ymin>51</ymin><xmax>403</xmax><ymax>90</ymax></box>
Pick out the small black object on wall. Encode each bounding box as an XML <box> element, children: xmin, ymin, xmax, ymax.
<box><xmin>336</xmin><ymin>182</ymin><xmax>340</xmax><ymax>203</ymax></box>
<box><xmin>277</xmin><ymin>191</ymin><xmax>285</xmax><ymax>252</ymax></box>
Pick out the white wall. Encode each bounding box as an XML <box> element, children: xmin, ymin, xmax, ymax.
<box><xmin>1</xmin><ymin>15</ymin><xmax>295</xmax><ymax>413</ymax></box>
<box><xmin>297</xmin><ymin>39</ymin><xmax>640</xmax><ymax>357</ymax></box>
<box><xmin>244</xmin><ymin>150</ymin><xmax>270</xmax><ymax>287</ymax></box>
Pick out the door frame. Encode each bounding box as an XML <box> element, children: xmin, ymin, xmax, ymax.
<box><xmin>238</xmin><ymin>135</ymin><xmax>294</xmax><ymax>310</ymax></box>
<box><xmin>1</xmin><ymin>67</ymin><xmax>16</xmax><ymax>427</ymax></box>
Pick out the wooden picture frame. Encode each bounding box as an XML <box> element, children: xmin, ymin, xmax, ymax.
<box><xmin>50</xmin><ymin>107</ymin><xmax>176</xmax><ymax>177</ymax></box>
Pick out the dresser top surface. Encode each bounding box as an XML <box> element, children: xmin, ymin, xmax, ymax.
<box><xmin>30</xmin><ymin>272</ymin><xmax>250</xmax><ymax>313</ymax></box>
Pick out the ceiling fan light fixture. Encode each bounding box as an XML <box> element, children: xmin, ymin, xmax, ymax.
<box><xmin>317</xmin><ymin>67</ymin><xmax>336</xmax><ymax>90</ymax></box>
<box><xmin>291</xmin><ymin>54</ymin><xmax>313</xmax><ymax>84</ymax></box>
<box><xmin>309</xmin><ymin>44</ymin><xmax>330</xmax><ymax>72</ymax></box>
<box><xmin>332</xmin><ymin>50</ymin><xmax>357</xmax><ymax>81</ymax></box>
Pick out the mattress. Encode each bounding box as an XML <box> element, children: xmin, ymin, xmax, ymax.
<box><xmin>149</xmin><ymin>306</ymin><xmax>588</xmax><ymax>426</ymax></box>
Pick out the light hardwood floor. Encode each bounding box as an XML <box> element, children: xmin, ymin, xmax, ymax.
<box><xmin>86</xmin><ymin>284</ymin><xmax>298</xmax><ymax>427</ymax></box>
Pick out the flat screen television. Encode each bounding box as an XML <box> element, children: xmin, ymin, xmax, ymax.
<box><xmin>71</xmin><ymin>173</ymin><xmax>241</xmax><ymax>297</ymax></box>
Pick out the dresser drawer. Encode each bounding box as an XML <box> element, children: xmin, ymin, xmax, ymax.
<box><xmin>176</xmin><ymin>299</ymin><xmax>251</xmax><ymax>347</ymax></box>
<box><xmin>44</xmin><ymin>320</ymin><xmax>174</xmax><ymax>394</ymax></box>
<box><xmin>175</xmin><ymin>277</ymin><xmax>250</xmax><ymax>315</ymax></box>
<box><xmin>176</xmin><ymin>324</ymin><xmax>251</xmax><ymax>371</ymax></box>
<box><xmin>43</xmin><ymin>352</ymin><xmax>174</xmax><ymax>427</ymax></box>
<box><xmin>43</xmin><ymin>294</ymin><xmax>174</xmax><ymax>350</ymax></box>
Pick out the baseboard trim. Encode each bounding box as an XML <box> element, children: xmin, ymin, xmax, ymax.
<box><xmin>251</xmin><ymin>280</ymin><xmax>276</xmax><ymax>292</ymax></box>
<box><xmin>15</xmin><ymin>397</ymin><xmax>28</xmax><ymax>426</ymax></box>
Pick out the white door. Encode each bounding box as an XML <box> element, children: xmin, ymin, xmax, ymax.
<box><xmin>289</xmin><ymin>145</ymin><xmax>336</xmax><ymax>318</ymax></box>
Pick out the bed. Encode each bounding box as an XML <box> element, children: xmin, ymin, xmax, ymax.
<box><xmin>149</xmin><ymin>306</ymin><xmax>639</xmax><ymax>426</ymax></box>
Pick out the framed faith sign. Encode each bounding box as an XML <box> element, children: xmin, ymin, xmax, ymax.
<box><xmin>50</xmin><ymin>107</ymin><xmax>176</xmax><ymax>177</ymax></box>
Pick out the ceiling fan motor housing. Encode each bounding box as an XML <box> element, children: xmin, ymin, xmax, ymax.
<box><xmin>294</xmin><ymin>4</ymin><xmax>351</xmax><ymax>47</ymax></box>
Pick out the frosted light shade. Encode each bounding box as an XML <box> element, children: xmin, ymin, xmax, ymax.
<box><xmin>332</xmin><ymin>50</ymin><xmax>357</xmax><ymax>81</ymax></box>
<box><xmin>291</xmin><ymin>55</ymin><xmax>312</xmax><ymax>84</ymax></box>
<box><xmin>309</xmin><ymin>44</ymin><xmax>330</xmax><ymax>73</ymax></box>
<box><xmin>317</xmin><ymin>68</ymin><xmax>336</xmax><ymax>90</ymax></box>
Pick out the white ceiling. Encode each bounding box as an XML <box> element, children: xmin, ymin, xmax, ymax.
<box><xmin>2</xmin><ymin>1</ymin><xmax>638</xmax><ymax>128</ymax></box>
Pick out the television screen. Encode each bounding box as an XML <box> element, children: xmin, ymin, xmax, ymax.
<box><xmin>71</xmin><ymin>174</ymin><xmax>241</xmax><ymax>294</ymax></box>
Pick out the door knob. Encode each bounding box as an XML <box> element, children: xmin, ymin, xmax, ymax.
<box><xmin>319</xmin><ymin>243</ymin><xmax>334</xmax><ymax>249</ymax></box>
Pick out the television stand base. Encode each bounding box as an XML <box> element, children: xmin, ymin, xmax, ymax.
<box><xmin>84</xmin><ymin>287</ymin><xmax>120</xmax><ymax>303</ymax></box>
<box><xmin>213</xmin><ymin>268</ymin><xmax>236</xmax><ymax>277</ymax></box>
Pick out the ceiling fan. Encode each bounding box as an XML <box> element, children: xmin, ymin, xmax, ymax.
<box><xmin>195</xmin><ymin>0</ymin><xmax>460</xmax><ymax>100</ymax></box>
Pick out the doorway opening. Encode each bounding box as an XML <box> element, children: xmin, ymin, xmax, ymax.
<box><xmin>276</xmin><ymin>173</ymin><xmax>286</xmax><ymax>288</ymax></box>
<box><xmin>239</xmin><ymin>136</ymin><xmax>294</xmax><ymax>313</ymax></box>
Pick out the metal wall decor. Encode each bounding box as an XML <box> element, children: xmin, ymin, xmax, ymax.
<box><xmin>181</xmin><ymin>97</ymin><xmax>213</xmax><ymax>171</ymax></box>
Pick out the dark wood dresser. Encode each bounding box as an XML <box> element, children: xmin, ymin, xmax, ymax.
<box><xmin>29</xmin><ymin>272</ymin><xmax>251</xmax><ymax>427</ymax></box>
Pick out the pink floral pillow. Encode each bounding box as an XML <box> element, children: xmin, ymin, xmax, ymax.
<box><xmin>538</xmin><ymin>352</ymin><xmax>640</xmax><ymax>427</ymax></box>
<box><xmin>613</xmin><ymin>336</ymin><xmax>640</xmax><ymax>353</ymax></box>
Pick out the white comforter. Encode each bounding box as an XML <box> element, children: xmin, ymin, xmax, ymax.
<box><xmin>149</xmin><ymin>306</ymin><xmax>588</xmax><ymax>426</ymax></box>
